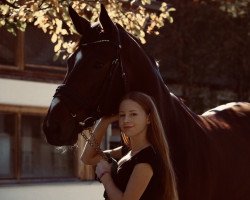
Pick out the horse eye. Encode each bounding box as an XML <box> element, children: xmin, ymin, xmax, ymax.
<box><xmin>94</xmin><ymin>62</ymin><xmax>105</xmax><ymax>69</ymax></box>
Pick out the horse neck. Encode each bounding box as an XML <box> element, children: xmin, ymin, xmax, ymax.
<box><xmin>121</xmin><ymin>36</ymin><xmax>176</xmax><ymax>134</ymax></box>
<box><xmin>121</xmin><ymin>32</ymin><xmax>212</xmax><ymax>194</ymax></box>
<box><xmin>121</xmin><ymin>33</ymin><xmax>206</xmax><ymax>157</ymax></box>
<box><xmin>126</xmin><ymin>52</ymin><xmax>207</xmax><ymax>173</ymax></box>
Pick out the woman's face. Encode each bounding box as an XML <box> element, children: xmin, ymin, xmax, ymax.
<box><xmin>119</xmin><ymin>99</ymin><xmax>150</xmax><ymax>138</ymax></box>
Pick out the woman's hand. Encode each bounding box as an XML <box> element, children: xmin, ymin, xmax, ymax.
<box><xmin>95</xmin><ymin>159</ymin><xmax>112</xmax><ymax>180</ymax></box>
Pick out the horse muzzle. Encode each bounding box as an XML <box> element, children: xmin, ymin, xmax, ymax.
<box><xmin>43</xmin><ymin>116</ymin><xmax>78</xmax><ymax>146</ymax></box>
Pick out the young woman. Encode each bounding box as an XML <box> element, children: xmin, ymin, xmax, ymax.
<box><xmin>81</xmin><ymin>92</ymin><xmax>178</xmax><ymax>200</ymax></box>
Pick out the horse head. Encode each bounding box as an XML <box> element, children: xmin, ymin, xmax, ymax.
<box><xmin>43</xmin><ymin>5</ymin><xmax>125</xmax><ymax>145</ymax></box>
<box><xmin>43</xmin><ymin>5</ymin><xmax>164</xmax><ymax>146</ymax></box>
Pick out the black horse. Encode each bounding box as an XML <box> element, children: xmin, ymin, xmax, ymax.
<box><xmin>43</xmin><ymin>5</ymin><xmax>250</xmax><ymax>200</ymax></box>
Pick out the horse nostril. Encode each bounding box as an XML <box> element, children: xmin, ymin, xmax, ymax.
<box><xmin>43</xmin><ymin>118</ymin><xmax>59</xmax><ymax>134</ymax></box>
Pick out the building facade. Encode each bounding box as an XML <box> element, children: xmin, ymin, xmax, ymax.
<box><xmin>0</xmin><ymin>25</ymin><xmax>100</xmax><ymax>184</ymax></box>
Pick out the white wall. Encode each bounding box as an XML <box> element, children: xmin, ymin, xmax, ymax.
<box><xmin>0</xmin><ymin>182</ymin><xmax>103</xmax><ymax>200</ymax></box>
<box><xmin>0</xmin><ymin>78</ymin><xmax>59</xmax><ymax>107</ymax></box>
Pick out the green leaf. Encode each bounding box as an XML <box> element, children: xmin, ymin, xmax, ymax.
<box><xmin>0</xmin><ymin>19</ymin><xmax>6</xmax><ymax>27</ymax></box>
<box><xmin>54</xmin><ymin>41</ymin><xmax>62</xmax><ymax>52</ymax></box>
<box><xmin>51</xmin><ymin>33</ymin><xmax>57</xmax><ymax>43</ymax></box>
<box><xmin>61</xmin><ymin>29</ymin><xmax>68</xmax><ymax>35</ymax></box>
<box><xmin>168</xmin><ymin>8</ymin><xmax>176</xmax><ymax>12</ymax></box>
<box><xmin>18</xmin><ymin>22</ymin><xmax>27</xmax><ymax>32</ymax></box>
<box><xmin>0</xmin><ymin>5</ymin><xmax>10</xmax><ymax>15</ymax></box>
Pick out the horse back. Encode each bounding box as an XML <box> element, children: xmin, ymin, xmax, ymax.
<box><xmin>202</xmin><ymin>102</ymin><xmax>250</xmax><ymax>131</ymax></box>
<box><xmin>199</xmin><ymin>102</ymin><xmax>250</xmax><ymax>199</ymax></box>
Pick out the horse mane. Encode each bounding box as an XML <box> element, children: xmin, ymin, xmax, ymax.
<box><xmin>115</xmin><ymin>23</ymin><xmax>160</xmax><ymax>69</ymax></box>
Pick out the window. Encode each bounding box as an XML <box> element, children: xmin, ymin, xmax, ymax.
<box><xmin>0</xmin><ymin>113</ymin><xmax>15</xmax><ymax>178</ymax></box>
<box><xmin>0</xmin><ymin>26</ymin><xmax>67</xmax><ymax>82</ymax></box>
<box><xmin>0</xmin><ymin>29</ymin><xmax>17</xmax><ymax>67</ymax></box>
<box><xmin>20</xmin><ymin>114</ymin><xmax>75</xmax><ymax>178</ymax></box>
<box><xmin>0</xmin><ymin>108</ymin><xmax>76</xmax><ymax>181</ymax></box>
<box><xmin>24</xmin><ymin>25</ymin><xmax>66</xmax><ymax>71</ymax></box>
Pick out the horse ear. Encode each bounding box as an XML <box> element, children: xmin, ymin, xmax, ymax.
<box><xmin>100</xmin><ymin>4</ymin><xmax>116</xmax><ymax>34</ymax></box>
<box><xmin>68</xmin><ymin>6</ymin><xmax>90</xmax><ymax>35</ymax></box>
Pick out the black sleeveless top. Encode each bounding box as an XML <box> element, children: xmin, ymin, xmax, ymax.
<box><xmin>113</xmin><ymin>146</ymin><xmax>164</xmax><ymax>200</ymax></box>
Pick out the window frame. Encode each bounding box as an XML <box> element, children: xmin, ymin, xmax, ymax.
<box><xmin>0</xmin><ymin>104</ymin><xmax>79</xmax><ymax>184</ymax></box>
<box><xmin>0</xmin><ymin>30</ymin><xmax>66</xmax><ymax>83</ymax></box>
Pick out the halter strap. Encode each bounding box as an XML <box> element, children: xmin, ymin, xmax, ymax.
<box><xmin>114</xmin><ymin>23</ymin><xmax>129</xmax><ymax>93</ymax></box>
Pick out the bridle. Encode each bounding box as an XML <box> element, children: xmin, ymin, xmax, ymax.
<box><xmin>53</xmin><ymin>24</ymin><xmax>129</xmax><ymax>130</ymax></box>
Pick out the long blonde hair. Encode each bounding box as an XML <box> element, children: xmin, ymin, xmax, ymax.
<box><xmin>120</xmin><ymin>92</ymin><xmax>179</xmax><ymax>200</ymax></box>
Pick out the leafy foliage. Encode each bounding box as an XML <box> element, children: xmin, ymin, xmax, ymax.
<box><xmin>145</xmin><ymin>0</ymin><xmax>250</xmax><ymax>112</ymax></box>
<box><xmin>0</xmin><ymin>0</ymin><xmax>175</xmax><ymax>59</ymax></box>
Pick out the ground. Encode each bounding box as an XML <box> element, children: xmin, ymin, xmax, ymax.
<box><xmin>0</xmin><ymin>181</ymin><xmax>103</xmax><ymax>200</ymax></box>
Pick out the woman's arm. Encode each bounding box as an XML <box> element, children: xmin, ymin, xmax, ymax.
<box><xmin>99</xmin><ymin>163</ymin><xmax>153</xmax><ymax>200</ymax></box>
<box><xmin>104</xmin><ymin>145</ymin><xmax>124</xmax><ymax>160</ymax></box>
<box><xmin>81</xmin><ymin>115</ymin><xmax>118</xmax><ymax>165</ymax></box>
